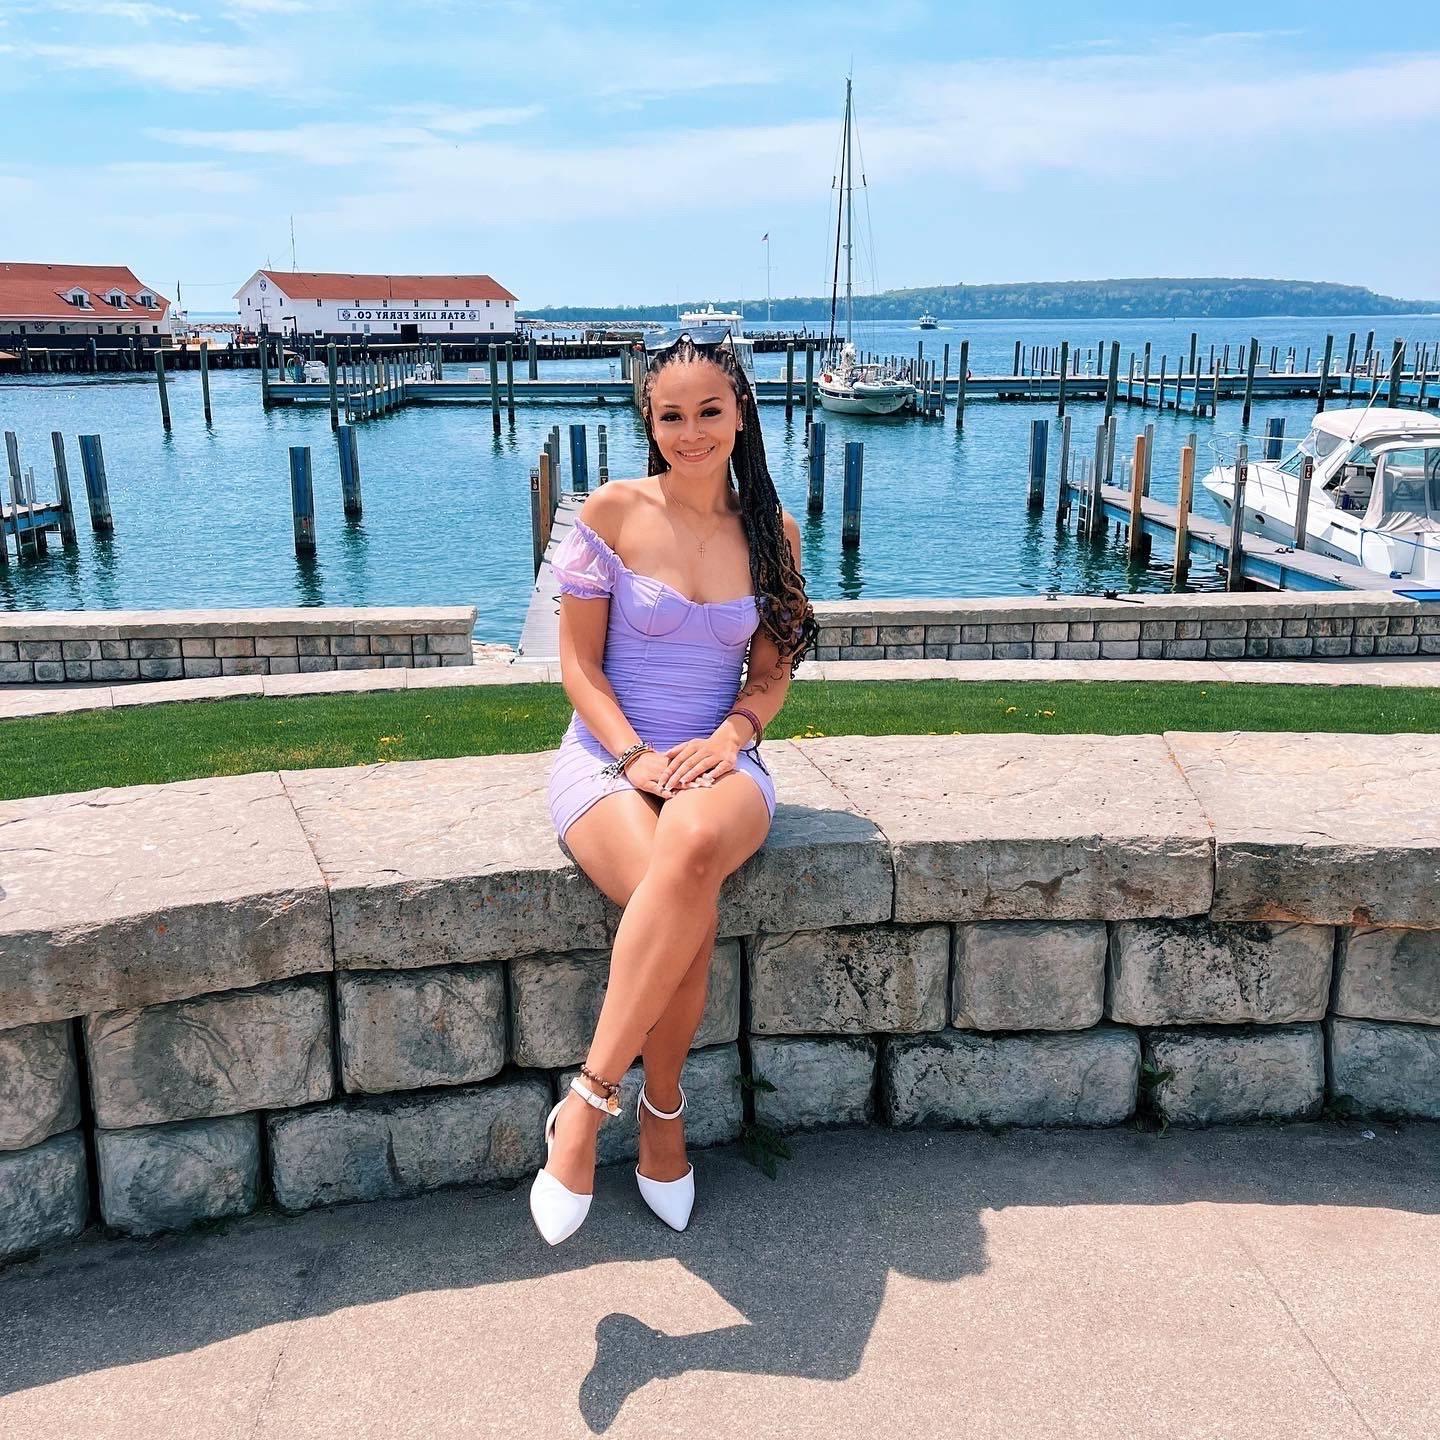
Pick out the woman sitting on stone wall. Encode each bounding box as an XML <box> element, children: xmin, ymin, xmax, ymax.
<box><xmin>531</xmin><ymin>329</ymin><xmax>816</xmax><ymax>1245</ymax></box>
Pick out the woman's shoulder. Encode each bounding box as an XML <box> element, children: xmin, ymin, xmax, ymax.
<box><xmin>574</xmin><ymin>477</ymin><xmax>653</xmax><ymax>550</ymax></box>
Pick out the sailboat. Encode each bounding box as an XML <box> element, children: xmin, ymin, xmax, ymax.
<box><xmin>816</xmin><ymin>77</ymin><xmax>914</xmax><ymax>417</ymax></box>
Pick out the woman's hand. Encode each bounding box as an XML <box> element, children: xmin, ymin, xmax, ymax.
<box><xmin>621</xmin><ymin>749</ymin><xmax>685</xmax><ymax>798</ymax></box>
<box><xmin>659</xmin><ymin>732</ymin><xmax>741</xmax><ymax>792</ymax></box>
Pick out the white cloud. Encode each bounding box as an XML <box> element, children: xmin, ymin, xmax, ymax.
<box><xmin>14</xmin><ymin>39</ymin><xmax>290</xmax><ymax>91</ymax></box>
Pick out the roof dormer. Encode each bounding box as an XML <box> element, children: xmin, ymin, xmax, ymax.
<box><xmin>65</xmin><ymin>287</ymin><xmax>91</xmax><ymax>308</ymax></box>
<box><xmin>106</xmin><ymin>289</ymin><xmax>128</xmax><ymax>309</ymax></box>
<box><xmin>135</xmin><ymin>290</ymin><xmax>157</xmax><ymax>309</ymax></box>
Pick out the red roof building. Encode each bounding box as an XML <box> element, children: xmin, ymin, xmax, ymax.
<box><xmin>0</xmin><ymin>263</ymin><xmax>172</xmax><ymax>345</ymax></box>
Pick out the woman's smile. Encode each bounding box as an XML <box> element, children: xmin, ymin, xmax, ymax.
<box><xmin>675</xmin><ymin>443</ymin><xmax>717</xmax><ymax>463</ymax></box>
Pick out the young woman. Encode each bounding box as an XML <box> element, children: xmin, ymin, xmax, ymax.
<box><xmin>530</xmin><ymin>331</ymin><xmax>817</xmax><ymax>1245</ymax></box>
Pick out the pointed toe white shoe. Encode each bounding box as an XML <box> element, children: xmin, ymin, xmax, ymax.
<box><xmin>634</xmin><ymin>1082</ymin><xmax>695</xmax><ymax>1232</ymax></box>
<box><xmin>530</xmin><ymin>1076</ymin><xmax>617</xmax><ymax>1246</ymax></box>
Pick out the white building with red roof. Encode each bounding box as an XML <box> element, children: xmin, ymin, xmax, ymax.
<box><xmin>234</xmin><ymin>269</ymin><xmax>518</xmax><ymax>343</ymax></box>
<box><xmin>0</xmin><ymin>263</ymin><xmax>173</xmax><ymax>351</ymax></box>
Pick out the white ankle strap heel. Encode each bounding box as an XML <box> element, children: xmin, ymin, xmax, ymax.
<box><xmin>529</xmin><ymin>1076</ymin><xmax>616</xmax><ymax>1246</ymax></box>
<box><xmin>635</xmin><ymin>1082</ymin><xmax>694</xmax><ymax>1232</ymax></box>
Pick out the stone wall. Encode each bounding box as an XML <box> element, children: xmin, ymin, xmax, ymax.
<box><xmin>809</xmin><ymin>590</ymin><xmax>1437</xmax><ymax>661</ymax></box>
<box><xmin>0</xmin><ymin>606</ymin><xmax>476</xmax><ymax>684</ymax></box>
<box><xmin>3</xmin><ymin>732</ymin><xmax>1438</xmax><ymax>1264</ymax></box>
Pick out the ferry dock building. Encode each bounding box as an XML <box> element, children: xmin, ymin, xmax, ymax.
<box><xmin>0</xmin><ymin>262</ymin><xmax>173</xmax><ymax>370</ymax></box>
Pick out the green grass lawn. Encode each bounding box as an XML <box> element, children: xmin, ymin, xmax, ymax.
<box><xmin>2</xmin><ymin>679</ymin><xmax>1436</xmax><ymax>801</ymax></box>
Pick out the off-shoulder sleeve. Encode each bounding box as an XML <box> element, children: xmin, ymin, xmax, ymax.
<box><xmin>549</xmin><ymin>520</ymin><xmax>620</xmax><ymax>599</ymax></box>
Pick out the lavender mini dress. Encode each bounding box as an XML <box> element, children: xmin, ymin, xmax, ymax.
<box><xmin>545</xmin><ymin>516</ymin><xmax>776</xmax><ymax>843</ymax></box>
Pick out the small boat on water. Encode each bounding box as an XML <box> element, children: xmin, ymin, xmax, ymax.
<box><xmin>679</xmin><ymin>304</ymin><xmax>743</xmax><ymax>329</ymax></box>
<box><xmin>918</xmin><ymin>313</ymin><xmax>938</xmax><ymax>329</ymax></box>
<box><xmin>1200</xmin><ymin>405</ymin><xmax>1440</xmax><ymax>582</ymax></box>
<box><xmin>817</xmin><ymin>77</ymin><xmax>915</xmax><ymax>418</ymax></box>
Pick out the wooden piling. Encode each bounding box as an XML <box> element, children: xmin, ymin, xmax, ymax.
<box><xmin>50</xmin><ymin>432</ymin><xmax>77</xmax><ymax>545</ymax></box>
<box><xmin>504</xmin><ymin>342</ymin><xmax>516</xmax><ymax>424</ymax></box>
<box><xmin>784</xmin><ymin>342</ymin><xmax>795</xmax><ymax>421</ymax></box>
<box><xmin>490</xmin><ymin>348</ymin><xmax>502</xmax><ymax>435</ymax></box>
<box><xmin>1293</xmin><ymin>451</ymin><xmax>1314</xmax><ymax>551</ymax></box>
<box><xmin>1140</xmin><ymin>342</ymin><xmax>1151</xmax><ymax>408</ymax></box>
<box><xmin>808</xmin><ymin>421</ymin><xmax>826</xmax><ymax>514</ymax></box>
<box><xmin>1241</xmin><ymin>338</ymin><xmax>1258</xmax><ymax>425</ymax></box>
<box><xmin>1027</xmin><ymin>417</ymin><xmax>1049</xmax><ymax>510</ymax></box>
<box><xmin>1226</xmin><ymin>444</ymin><xmax>1247</xmax><ymax>592</ymax></box>
<box><xmin>570</xmin><ymin>425</ymin><xmax>589</xmax><ymax>493</ymax></box>
<box><xmin>1143</xmin><ymin>422</ymin><xmax>1155</xmax><ymax>496</ymax></box>
<box><xmin>1087</xmin><ymin>421</ymin><xmax>1106</xmax><ymax>539</ymax></box>
<box><xmin>1104</xmin><ymin>342</ymin><xmax>1120</xmax><ymax>421</ymax></box>
<box><xmin>75</xmin><ymin>434</ymin><xmax>114</xmax><ymax>531</ymax></box>
<box><xmin>1317</xmin><ymin>333</ymin><xmax>1334</xmax><ymax>413</ymax></box>
<box><xmin>1128</xmin><ymin>432</ymin><xmax>1147</xmax><ymax>560</ymax></box>
<box><xmin>1057</xmin><ymin>339</ymin><xmax>1068</xmax><ymax>417</ymax></box>
<box><xmin>289</xmin><ymin>447</ymin><xmax>316</xmax><ymax>553</ymax></box>
<box><xmin>538</xmin><ymin>450</ymin><xmax>555</xmax><ymax>548</ymax></box>
<box><xmin>1054</xmin><ymin>413</ymin><xmax>1072</xmax><ymax>524</ymax></box>
<box><xmin>598</xmin><ymin>424</ymin><xmax>609</xmax><ymax>484</ymax></box>
<box><xmin>336</xmin><ymin>425</ymin><xmax>362</xmax><ymax>517</ymax></box>
<box><xmin>954</xmin><ymin>340</ymin><xmax>969</xmax><ymax>430</ymax></box>
<box><xmin>198</xmin><ymin>341</ymin><xmax>213</xmax><ymax>426</ymax></box>
<box><xmin>1388</xmin><ymin>338</ymin><xmax>1404</xmax><ymax>406</ymax></box>
<box><xmin>804</xmin><ymin>343</ymin><xmax>816</xmax><ymax>430</ymax></box>
<box><xmin>1264</xmin><ymin>417</ymin><xmax>1285</xmax><ymax>462</ymax></box>
<box><xmin>1157</xmin><ymin>356</ymin><xmax>1167</xmax><ymax>412</ymax></box>
<box><xmin>325</xmin><ymin>344</ymin><xmax>339</xmax><ymax>430</ymax></box>
<box><xmin>530</xmin><ymin>464</ymin><xmax>544</xmax><ymax>576</ymax></box>
<box><xmin>841</xmin><ymin>441</ymin><xmax>863</xmax><ymax>548</ymax></box>
<box><xmin>939</xmin><ymin>343</ymin><xmax>950</xmax><ymax>421</ymax></box>
<box><xmin>3</xmin><ymin>432</ymin><xmax>29</xmax><ymax>558</ymax></box>
<box><xmin>1172</xmin><ymin>444</ymin><xmax>1194</xmax><ymax>586</ymax></box>
<box><xmin>154</xmin><ymin>350</ymin><xmax>172</xmax><ymax>432</ymax></box>
<box><xmin>527</xmin><ymin>335</ymin><xmax>539</xmax><ymax>381</ymax></box>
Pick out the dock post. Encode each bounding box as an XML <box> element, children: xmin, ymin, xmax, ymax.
<box><xmin>1143</xmin><ymin>421</ymin><xmax>1155</xmax><ymax>496</ymax></box>
<box><xmin>538</xmin><ymin>450</ymin><xmax>555</xmax><ymax>545</ymax></box>
<box><xmin>154</xmin><ymin>350</ymin><xmax>172</xmax><ymax>432</ymax></box>
<box><xmin>1317</xmin><ymin>333</ymin><xmax>1334</xmax><ymax>412</ymax></box>
<box><xmin>3</xmin><ymin>432</ymin><xmax>30</xmax><ymax>559</ymax></box>
<box><xmin>1419</xmin><ymin>346</ymin><xmax>1430</xmax><ymax>410</ymax></box>
<box><xmin>1293</xmin><ymin>451</ymin><xmax>1314</xmax><ymax>552</ymax></box>
<box><xmin>1011</xmin><ymin>339</ymin><xmax>1021</xmax><ymax>378</ymax></box>
<box><xmin>1264</xmin><ymin>417</ymin><xmax>1285</xmax><ymax>462</ymax></box>
<box><xmin>1140</xmin><ymin>342</ymin><xmax>1151</xmax><ymax>407</ymax></box>
<box><xmin>529</xmin><ymin>464</ymin><xmax>543</xmax><ymax>576</ymax></box>
<box><xmin>528</xmin><ymin>335</ymin><xmax>539</xmax><ymax>380</ymax></box>
<box><xmin>1087</xmin><ymin>421</ymin><xmax>1106</xmax><ymax>539</ymax></box>
<box><xmin>1057</xmin><ymin>339</ymin><xmax>1068</xmax><ymax>416</ymax></box>
<box><xmin>808</xmin><ymin>421</ymin><xmax>826</xmax><ymax>515</ymax></box>
<box><xmin>77</xmin><ymin>434</ymin><xmax>114</xmax><ymax>532</ymax></box>
<box><xmin>1103</xmin><ymin>342</ymin><xmax>1120</xmax><ymax>421</ymax></box>
<box><xmin>260</xmin><ymin>340</ymin><xmax>273</xmax><ymax>409</ymax></box>
<box><xmin>1054</xmin><ymin>413</ymin><xmax>1072</xmax><ymax>524</ymax></box>
<box><xmin>289</xmin><ymin>446</ymin><xmax>316</xmax><ymax>554</ymax></box>
<box><xmin>1172</xmin><ymin>443</ymin><xmax>1194</xmax><ymax>586</ymax></box>
<box><xmin>51</xmin><ymin>432</ymin><xmax>77</xmax><ymax>546</ymax></box>
<box><xmin>505</xmin><ymin>342</ymin><xmax>516</xmax><ymax>424</ymax></box>
<box><xmin>841</xmin><ymin>441</ymin><xmax>863</xmax><ymax>548</ymax></box>
<box><xmin>1226</xmin><ymin>444</ymin><xmax>1247</xmax><ymax>592</ymax></box>
<box><xmin>1027</xmin><ymin>417</ymin><xmax>1049</xmax><ymax>510</ymax></box>
<box><xmin>1241</xmin><ymin>338</ymin><xmax>1258</xmax><ymax>425</ymax></box>
<box><xmin>804</xmin><ymin>342</ymin><xmax>815</xmax><ymax>430</ymax></box>
<box><xmin>326</xmin><ymin>344</ymin><xmax>340</xmax><ymax>429</ymax></box>
<box><xmin>598</xmin><ymin>424</ymin><xmax>609</xmax><ymax>484</ymax></box>
<box><xmin>1128</xmin><ymin>431</ymin><xmax>1147</xmax><ymax>561</ymax></box>
<box><xmin>784</xmin><ymin>342</ymin><xmax>795</xmax><ymax>422</ymax></box>
<box><xmin>489</xmin><ymin>348</ymin><xmax>502</xmax><ymax>435</ymax></box>
<box><xmin>435</xmin><ymin>343</ymin><xmax>445</xmax><ymax>381</ymax></box>
<box><xmin>336</xmin><ymin>424</ymin><xmax>362</xmax><ymax>517</ymax></box>
<box><xmin>200</xmin><ymin>341</ymin><xmax>213</xmax><ymax>426</ymax></box>
<box><xmin>1388</xmin><ymin>338</ymin><xmax>1404</xmax><ymax>406</ymax></box>
<box><xmin>569</xmin><ymin>424</ymin><xmax>589</xmax><ymax>494</ymax></box>
<box><xmin>939</xmin><ymin>343</ymin><xmax>950</xmax><ymax>421</ymax></box>
<box><xmin>1157</xmin><ymin>356</ymin><xmax>1167</xmax><ymax>412</ymax></box>
<box><xmin>954</xmin><ymin>340</ymin><xmax>969</xmax><ymax>430</ymax></box>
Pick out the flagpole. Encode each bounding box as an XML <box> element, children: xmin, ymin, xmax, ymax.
<box><xmin>764</xmin><ymin>234</ymin><xmax>772</xmax><ymax>324</ymax></box>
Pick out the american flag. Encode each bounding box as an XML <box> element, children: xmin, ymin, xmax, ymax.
<box><xmin>761</xmin><ymin>233</ymin><xmax>768</xmax><ymax>242</ymax></box>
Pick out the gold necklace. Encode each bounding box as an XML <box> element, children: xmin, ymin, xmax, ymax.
<box><xmin>660</xmin><ymin>478</ymin><xmax>731</xmax><ymax>556</ymax></box>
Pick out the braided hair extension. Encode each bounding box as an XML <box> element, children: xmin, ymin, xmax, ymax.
<box><xmin>640</xmin><ymin>337</ymin><xmax>818</xmax><ymax>677</ymax></box>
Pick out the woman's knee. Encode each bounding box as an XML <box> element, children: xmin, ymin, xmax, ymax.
<box><xmin>648</xmin><ymin>813</ymin><xmax>728</xmax><ymax>887</ymax></box>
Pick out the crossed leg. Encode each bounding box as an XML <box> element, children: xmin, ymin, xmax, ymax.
<box><xmin>545</xmin><ymin>772</ymin><xmax>771</xmax><ymax>1195</ymax></box>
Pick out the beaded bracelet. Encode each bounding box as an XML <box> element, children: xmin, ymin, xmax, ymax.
<box><xmin>726</xmin><ymin>705</ymin><xmax>764</xmax><ymax>744</ymax></box>
<box><xmin>600</xmin><ymin>740</ymin><xmax>651</xmax><ymax>779</ymax></box>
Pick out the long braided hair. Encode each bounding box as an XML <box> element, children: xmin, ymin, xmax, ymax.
<box><xmin>640</xmin><ymin>336</ymin><xmax>817</xmax><ymax>675</ymax></box>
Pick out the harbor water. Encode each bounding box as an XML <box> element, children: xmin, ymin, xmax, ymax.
<box><xmin>3</xmin><ymin>316</ymin><xmax>1436</xmax><ymax>645</ymax></box>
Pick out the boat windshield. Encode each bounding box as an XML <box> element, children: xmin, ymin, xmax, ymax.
<box><xmin>1277</xmin><ymin>425</ymin><xmax>1349</xmax><ymax>476</ymax></box>
<box><xmin>1379</xmin><ymin>446</ymin><xmax>1440</xmax><ymax>518</ymax></box>
<box><xmin>1324</xmin><ymin>442</ymin><xmax>1378</xmax><ymax>509</ymax></box>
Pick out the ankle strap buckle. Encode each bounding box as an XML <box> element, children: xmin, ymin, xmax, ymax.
<box><xmin>569</xmin><ymin>1074</ymin><xmax>621</xmax><ymax>1116</ymax></box>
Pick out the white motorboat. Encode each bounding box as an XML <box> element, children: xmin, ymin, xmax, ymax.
<box><xmin>679</xmin><ymin>304</ymin><xmax>743</xmax><ymax>329</ymax></box>
<box><xmin>918</xmin><ymin>313</ymin><xmax>938</xmax><ymax>329</ymax></box>
<box><xmin>817</xmin><ymin>76</ymin><xmax>915</xmax><ymax>418</ymax></box>
<box><xmin>818</xmin><ymin>341</ymin><xmax>911</xmax><ymax>415</ymax></box>
<box><xmin>1200</xmin><ymin>406</ymin><xmax>1440</xmax><ymax>582</ymax></box>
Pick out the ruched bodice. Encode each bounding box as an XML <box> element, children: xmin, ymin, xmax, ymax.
<box><xmin>543</xmin><ymin>515</ymin><xmax>775</xmax><ymax>841</ymax></box>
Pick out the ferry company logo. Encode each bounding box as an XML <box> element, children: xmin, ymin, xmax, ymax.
<box><xmin>337</xmin><ymin>308</ymin><xmax>483</xmax><ymax>322</ymax></box>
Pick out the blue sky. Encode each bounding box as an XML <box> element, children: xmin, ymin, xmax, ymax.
<box><xmin>1</xmin><ymin>1</ymin><xmax>1437</xmax><ymax>311</ymax></box>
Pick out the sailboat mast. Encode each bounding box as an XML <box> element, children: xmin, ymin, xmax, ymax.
<box><xmin>827</xmin><ymin>81</ymin><xmax>848</xmax><ymax>354</ymax></box>
<box><xmin>843</xmin><ymin>76</ymin><xmax>854</xmax><ymax>345</ymax></box>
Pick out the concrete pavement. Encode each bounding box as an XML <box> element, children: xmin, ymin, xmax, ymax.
<box><xmin>2</xmin><ymin>1120</ymin><xmax>1437</xmax><ymax>1439</ymax></box>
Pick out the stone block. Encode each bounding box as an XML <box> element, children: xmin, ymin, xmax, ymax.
<box><xmin>18</xmin><ymin>640</ymin><xmax>60</xmax><ymax>662</ymax></box>
<box><xmin>330</xmin><ymin>635</ymin><xmax>369</xmax><ymax>656</ymax></box>
<box><xmin>256</xmin><ymin>635</ymin><xmax>299</xmax><ymax>657</ymax></box>
<box><xmin>1165</xmin><ymin>732</ymin><xmax>1440</xmax><ymax>927</ymax></box>
<box><xmin>1099</xmin><ymin>640</ymin><xmax>1140</xmax><ymax>660</ymax></box>
<box><xmin>1311</xmin><ymin>637</ymin><xmax>1352</xmax><ymax>657</ymax></box>
<box><xmin>1199</xmin><ymin>619</ymin><xmax>1246</xmax><ymax>639</ymax></box>
<box><xmin>948</xmin><ymin>643</ymin><xmax>993</xmax><ymax>660</ymax></box>
<box><xmin>988</xmin><ymin>623</ymin><xmax>1033</xmax><ymax>643</ymax></box>
<box><xmin>839</xmin><ymin>645</ymin><xmax>886</xmax><ymax>661</ymax></box>
<box><xmin>221</xmin><ymin>657</ymin><xmax>268</xmax><ymax>675</ymax></box>
<box><xmin>1096</xmin><ymin>621</ymin><xmax>1141</xmax><ymax>641</ymax></box>
<box><xmin>1107</xmin><ymin>919</ymin><xmax>1333</xmax><ymax>1025</ymax></box>
<box><xmin>803</xmin><ymin>734</ymin><xmax>1211</xmax><ymax>922</ymax></box>
<box><xmin>0</xmin><ymin>1022</ymin><xmax>81</xmax><ymax>1151</ymax></box>
<box><xmin>852</xmin><ymin>626</ymin><xmax>879</xmax><ymax>646</ymax></box>
<box><xmin>884</xmin><ymin>1026</ymin><xmax>1139</xmax><ymax>1128</ymax></box>
<box><xmin>1375</xmin><ymin>635</ymin><xmax>1419</xmax><ymax>656</ymax></box>
<box><xmin>0</xmin><ymin>1132</ymin><xmax>88</xmax><ymax>1262</ymax></box>
<box><xmin>336</xmin><ymin>655</ymin><xmax>384</xmax><ymax>671</ymax></box>
<box><xmin>1140</xmin><ymin>621</ymin><xmax>1177</xmax><ymax>640</ymax></box>
<box><xmin>33</xmin><ymin>662</ymin><xmax>64</xmax><ymax>682</ymax></box>
<box><xmin>62</xmin><ymin>662</ymin><xmax>91</xmax><ymax>681</ymax></box>
<box><xmin>878</xmin><ymin>625</ymin><xmax>924</xmax><ymax>645</ymax></box>
<box><xmin>558</xmin><ymin>1042</ymin><xmax>742</xmax><ymax>1166</ymax></box>
<box><xmin>1035</xmin><ymin>622</ymin><xmax>1069</xmax><ymax>642</ymax></box>
<box><xmin>960</xmin><ymin>625</ymin><xmax>987</xmax><ymax>644</ymax></box>
<box><xmin>85</xmin><ymin>978</ymin><xmax>333</xmax><ymax>1128</ymax></box>
<box><xmin>510</xmin><ymin>940</ymin><xmax>738</xmax><ymax>1068</ymax></box>
<box><xmin>993</xmin><ymin>642</ymin><xmax>1034</xmax><ymax>660</ymax></box>
<box><xmin>887</xmin><ymin>644</ymin><xmax>925</xmax><ymax>660</ymax></box>
<box><xmin>128</xmin><ymin>637</ymin><xmax>181</xmax><ymax>660</ymax></box>
<box><xmin>422</xmin><ymin>633</ymin><xmax>471</xmax><ymax>655</ymax></box>
<box><xmin>92</xmin><ymin>659</ymin><xmax>140</xmax><ymax>681</ymax></box>
<box><xmin>923</xmin><ymin>625</ymin><xmax>963</xmax><ymax>643</ymax></box>
<box><xmin>337</xmin><ymin>963</ymin><xmax>507</xmax><ymax>1094</ymax></box>
<box><xmin>369</xmin><ymin>633</ymin><xmax>413</xmax><ymax>655</ymax></box>
<box><xmin>1162</xmin><ymin>639</ymin><xmax>1208</xmax><ymax>660</ymax></box>
<box><xmin>1206</xmin><ymin>639</ymin><xmax>1246</xmax><ymax>660</ymax></box>
<box><xmin>97</xmin><ymin>1113</ymin><xmax>260</xmax><ymax>1237</ymax></box>
<box><xmin>1333</xmin><ymin>927</ymin><xmax>1440</xmax><ymax>1024</ymax></box>
<box><xmin>1310</xmin><ymin>616</ymin><xmax>1352</xmax><ymax>637</ymax></box>
<box><xmin>298</xmin><ymin>656</ymin><xmax>338</xmax><ymax>672</ymax></box>
<box><xmin>1144</xmin><ymin>1024</ymin><xmax>1324</xmax><ymax>1126</ymax></box>
<box><xmin>748</xmin><ymin>923</ymin><xmax>948</xmax><ymax>1035</ymax></box>
<box><xmin>952</xmin><ymin>920</ymin><xmax>1106</xmax><ymax>1031</ymax></box>
<box><xmin>183</xmin><ymin>658</ymin><xmax>222</xmax><ymax>678</ymax></box>
<box><xmin>268</xmin><ymin>657</ymin><xmax>300</xmax><ymax>675</ymax></box>
<box><xmin>297</xmin><ymin>635</ymin><xmax>330</xmax><ymax>656</ymax></box>
<box><xmin>750</xmin><ymin>1035</ymin><xmax>876</xmax><ymax>1131</ymax></box>
<box><xmin>1386</xmin><ymin>615</ymin><xmax>1416</xmax><ymax>635</ymax></box>
<box><xmin>1327</xmin><ymin>1017</ymin><xmax>1440</xmax><ymax>1119</ymax></box>
<box><xmin>1282</xmin><ymin>618</ymin><xmax>1311</xmax><ymax>638</ymax></box>
<box><xmin>181</xmin><ymin>637</ymin><xmax>216</xmax><ymax>658</ymax></box>
<box><xmin>0</xmin><ymin>771</ymin><xmax>333</xmax><ymax>1028</ymax></box>
<box><xmin>138</xmin><ymin>658</ymin><xmax>184</xmax><ymax>680</ymax></box>
<box><xmin>61</xmin><ymin>639</ymin><xmax>101</xmax><ymax>661</ymax></box>
<box><xmin>267</xmin><ymin>1076</ymin><xmax>550</xmax><ymax>1212</ymax></box>
<box><xmin>1246</xmin><ymin>618</ymin><xmax>1284</xmax><ymax>638</ymax></box>
<box><xmin>1067</xmin><ymin>622</ymin><xmax>1095</xmax><ymax>641</ymax></box>
<box><xmin>214</xmin><ymin>636</ymin><xmax>255</xmax><ymax>658</ymax></box>
<box><xmin>1139</xmin><ymin>640</ymin><xmax>1163</xmax><ymax>659</ymax></box>
<box><xmin>1055</xmin><ymin>641</ymin><xmax>1100</xmax><ymax>659</ymax></box>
